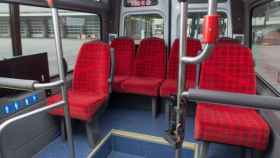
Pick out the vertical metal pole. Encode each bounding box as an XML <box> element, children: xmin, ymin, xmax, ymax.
<box><xmin>176</xmin><ymin>1</ymin><xmax>188</xmax><ymax>158</ymax></box>
<box><xmin>52</xmin><ymin>8</ymin><xmax>76</xmax><ymax>158</ymax></box>
<box><xmin>208</xmin><ymin>0</ymin><xmax>217</xmax><ymax>15</ymax></box>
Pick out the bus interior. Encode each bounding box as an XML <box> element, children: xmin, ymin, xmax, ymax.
<box><xmin>0</xmin><ymin>0</ymin><xmax>280</xmax><ymax>158</ymax></box>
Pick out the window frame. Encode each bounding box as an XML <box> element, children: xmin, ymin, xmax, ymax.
<box><xmin>250</xmin><ymin>0</ymin><xmax>280</xmax><ymax>96</ymax></box>
<box><xmin>123</xmin><ymin>13</ymin><xmax>165</xmax><ymax>43</ymax></box>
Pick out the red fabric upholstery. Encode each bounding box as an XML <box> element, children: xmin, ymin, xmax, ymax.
<box><xmin>48</xmin><ymin>41</ymin><xmax>110</xmax><ymax>121</ymax></box>
<box><xmin>111</xmin><ymin>38</ymin><xmax>135</xmax><ymax>92</ymax></box>
<box><xmin>121</xmin><ymin>37</ymin><xmax>166</xmax><ymax>96</ymax></box>
<box><xmin>195</xmin><ymin>43</ymin><xmax>270</xmax><ymax>150</ymax></box>
<box><xmin>160</xmin><ymin>38</ymin><xmax>202</xmax><ymax>97</ymax></box>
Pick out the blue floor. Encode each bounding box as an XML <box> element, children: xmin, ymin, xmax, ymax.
<box><xmin>33</xmin><ymin>95</ymin><xmax>244</xmax><ymax>158</ymax></box>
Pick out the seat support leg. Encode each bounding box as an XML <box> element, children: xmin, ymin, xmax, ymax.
<box><xmin>60</xmin><ymin>117</ymin><xmax>67</xmax><ymax>141</ymax></box>
<box><xmin>164</xmin><ymin>99</ymin><xmax>170</xmax><ymax>122</ymax></box>
<box><xmin>196</xmin><ymin>142</ymin><xmax>209</xmax><ymax>158</ymax></box>
<box><xmin>86</xmin><ymin>118</ymin><xmax>100</xmax><ymax>148</ymax></box>
<box><xmin>152</xmin><ymin>97</ymin><xmax>159</xmax><ymax>118</ymax></box>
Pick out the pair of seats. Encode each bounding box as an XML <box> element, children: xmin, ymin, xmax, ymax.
<box><xmin>111</xmin><ymin>37</ymin><xmax>202</xmax><ymax>117</ymax></box>
<box><xmin>195</xmin><ymin>41</ymin><xmax>270</xmax><ymax>157</ymax></box>
<box><xmin>112</xmin><ymin>37</ymin><xmax>166</xmax><ymax>97</ymax></box>
<box><xmin>48</xmin><ymin>41</ymin><xmax>111</xmax><ymax>146</ymax></box>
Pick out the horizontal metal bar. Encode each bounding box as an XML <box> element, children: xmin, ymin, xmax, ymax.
<box><xmin>181</xmin><ymin>44</ymin><xmax>214</xmax><ymax>64</ymax></box>
<box><xmin>0</xmin><ymin>100</ymin><xmax>65</xmax><ymax>150</ymax></box>
<box><xmin>33</xmin><ymin>80</ymin><xmax>63</xmax><ymax>90</ymax></box>
<box><xmin>0</xmin><ymin>77</ymin><xmax>38</xmax><ymax>91</ymax></box>
<box><xmin>183</xmin><ymin>89</ymin><xmax>280</xmax><ymax>111</ymax></box>
<box><xmin>0</xmin><ymin>77</ymin><xmax>64</xmax><ymax>91</ymax></box>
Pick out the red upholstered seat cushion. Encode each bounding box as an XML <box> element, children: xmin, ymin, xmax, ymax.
<box><xmin>48</xmin><ymin>41</ymin><xmax>110</xmax><ymax>121</ymax></box>
<box><xmin>121</xmin><ymin>37</ymin><xmax>166</xmax><ymax>96</ymax></box>
<box><xmin>195</xmin><ymin>104</ymin><xmax>270</xmax><ymax>151</ymax></box>
<box><xmin>195</xmin><ymin>43</ymin><xmax>270</xmax><ymax>150</ymax></box>
<box><xmin>121</xmin><ymin>77</ymin><xmax>164</xmax><ymax>96</ymax></box>
<box><xmin>48</xmin><ymin>90</ymin><xmax>107</xmax><ymax>121</ymax></box>
<box><xmin>111</xmin><ymin>38</ymin><xmax>135</xmax><ymax>92</ymax></box>
<box><xmin>112</xmin><ymin>75</ymin><xmax>129</xmax><ymax>92</ymax></box>
<box><xmin>160</xmin><ymin>38</ymin><xmax>201</xmax><ymax>97</ymax></box>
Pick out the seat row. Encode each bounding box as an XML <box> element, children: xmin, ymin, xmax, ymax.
<box><xmin>111</xmin><ymin>37</ymin><xmax>201</xmax><ymax>95</ymax></box>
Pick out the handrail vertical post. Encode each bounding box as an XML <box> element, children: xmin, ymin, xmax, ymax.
<box><xmin>176</xmin><ymin>0</ymin><xmax>188</xmax><ymax>158</ymax></box>
<box><xmin>51</xmin><ymin>8</ymin><xmax>75</xmax><ymax>158</ymax></box>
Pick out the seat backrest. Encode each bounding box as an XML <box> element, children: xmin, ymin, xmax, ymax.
<box><xmin>200</xmin><ymin>43</ymin><xmax>256</xmax><ymax>95</ymax></box>
<box><xmin>167</xmin><ymin>38</ymin><xmax>202</xmax><ymax>87</ymax></box>
<box><xmin>111</xmin><ymin>37</ymin><xmax>135</xmax><ymax>76</ymax></box>
<box><xmin>132</xmin><ymin>37</ymin><xmax>166</xmax><ymax>79</ymax></box>
<box><xmin>72</xmin><ymin>41</ymin><xmax>110</xmax><ymax>95</ymax></box>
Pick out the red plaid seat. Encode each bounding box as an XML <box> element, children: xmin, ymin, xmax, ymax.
<box><xmin>160</xmin><ymin>38</ymin><xmax>201</xmax><ymax>97</ymax></box>
<box><xmin>48</xmin><ymin>41</ymin><xmax>110</xmax><ymax>121</ymax></box>
<box><xmin>121</xmin><ymin>37</ymin><xmax>166</xmax><ymax>96</ymax></box>
<box><xmin>111</xmin><ymin>38</ymin><xmax>135</xmax><ymax>92</ymax></box>
<box><xmin>195</xmin><ymin>43</ymin><xmax>270</xmax><ymax>151</ymax></box>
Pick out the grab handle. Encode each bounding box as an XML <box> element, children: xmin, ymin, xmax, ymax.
<box><xmin>183</xmin><ymin>89</ymin><xmax>280</xmax><ymax>111</ymax></box>
<box><xmin>0</xmin><ymin>77</ymin><xmax>63</xmax><ymax>91</ymax></box>
<box><xmin>0</xmin><ymin>77</ymin><xmax>38</xmax><ymax>91</ymax></box>
<box><xmin>181</xmin><ymin>0</ymin><xmax>219</xmax><ymax>64</ymax></box>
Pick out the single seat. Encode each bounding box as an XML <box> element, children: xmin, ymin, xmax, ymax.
<box><xmin>111</xmin><ymin>37</ymin><xmax>135</xmax><ymax>92</ymax></box>
<box><xmin>160</xmin><ymin>38</ymin><xmax>201</xmax><ymax>97</ymax></box>
<box><xmin>121</xmin><ymin>37</ymin><xmax>166</xmax><ymax>117</ymax></box>
<box><xmin>195</xmin><ymin>43</ymin><xmax>270</xmax><ymax>157</ymax></box>
<box><xmin>48</xmin><ymin>41</ymin><xmax>110</xmax><ymax>146</ymax></box>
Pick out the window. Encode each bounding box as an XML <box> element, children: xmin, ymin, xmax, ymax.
<box><xmin>251</xmin><ymin>0</ymin><xmax>280</xmax><ymax>92</ymax></box>
<box><xmin>124</xmin><ymin>14</ymin><xmax>164</xmax><ymax>44</ymax></box>
<box><xmin>20</xmin><ymin>5</ymin><xmax>101</xmax><ymax>76</ymax></box>
<box><xmin>179</xmin><ymin>12</ymin><xmax>228</xmax><ymax>40</ymax></box>
<box><xmin>0</xmin><ymin>3</ymin><xmax>12</xmax><ymax>59</ymax></box>
<box><xmin>189</xmin><ymin>0</ymin><xmax>227</xmax><ymax>3</ymax></box>
<box><xmin>124</xmin><ymin>0</ymin><xmax>158</xmax><ymax>7</ymax></box>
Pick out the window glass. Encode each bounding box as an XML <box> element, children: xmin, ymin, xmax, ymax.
<box><xmin>179</xmin><ymin>12</ymin><xmax>228</xmax><ymax>40</ymax></box>
<box><xmin>0</xmin><ymin>3</ymin><xmax>12</xmax><ymax>59</ymax></box>
<box><xmin>124</xmin><ymin>14</ymin><xmax>164</xmax><ymax>44</ymax></box>
<box><xmin>20</xmin><ymin>5</ymin><xmax>101</xmax><ymax>76</ymax></box>
<box><xmin>189</xmin><ymin>0</ymin><xmax>227</xmax><ymax>3</ymax></box>
<box><xmin>252</xmin><ymin>0</ymin><xmax>280</xmax><ymax>91</ymax></box>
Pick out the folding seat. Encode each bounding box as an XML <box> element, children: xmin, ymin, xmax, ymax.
<box><xmin>48</xmin><ymin>41</ymin><xmax>110</xmax><ymax>146</ymax></box>
<box><xmin>159</xmin><ymin>38</ymin><xmax>202</xmax><ymax>97</ymax></box>
<box><xmin>111</xmin><ymin>37</ymin><xmax>135</xmax><ymax>92</ymax></box>
<box><xmin>121</xmin><ymin>37</ymin><xmax>166</xmax><ymax>117</ymax></box>
<box><xmin>195</xmin><ymin>43</ymin><xmax>270</xmax><ymax>157</ymax></box>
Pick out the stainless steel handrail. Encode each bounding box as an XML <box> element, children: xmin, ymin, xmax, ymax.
<box><xmin>0</xmin><ymin>101</ymin><xmax>65</xmax><ymax>158</ymax></box>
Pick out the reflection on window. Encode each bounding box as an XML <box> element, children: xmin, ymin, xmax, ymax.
<box><xmin>0</xmin><ymin>4</ymin><xmax>12</xmax><ymax>59</ymax></box>
<box><xmin>181</xmin><ymin>12</ymin><xmax>228</xmax><ymax>40</ymax></box>
<box><xmin>124</xmin><ymin>14</ymin><xmax>164</xmax><ymax>44</ymax></box>
<box><xmin>20</xmin><ymin>5</ymin><xmax>101</xmax><ymax>76</ymax></box>
<box><xmin>252</xmin><ymin>0</ymin><xmax>280</xmax><ymax>91</ymax></box>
